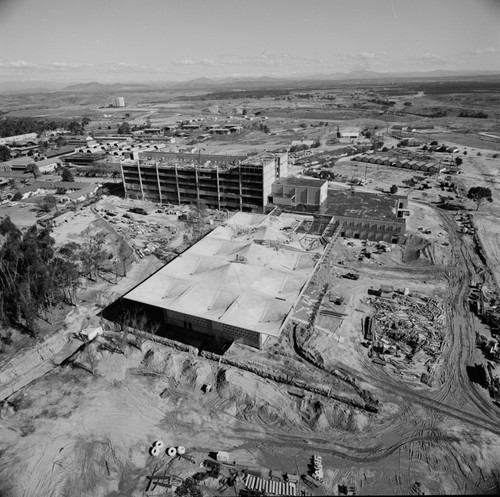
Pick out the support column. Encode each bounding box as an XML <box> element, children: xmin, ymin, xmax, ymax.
<box><xmin>137</xmin><ymin>163</ymin><xmax>144</xmax><ymax>200</ymax></box>
<box><xmin>216</xmin><ymin>166</ymin><xmax>221</xmax><ymax>210</ymax></box>
<box><xmin>238</xmin><ymin>165</ymin><xmax>243</xmax><ymax>212</ymax></box>
<box><xmin>195</xmin><ymin>165</ymin><xmax>200</xmax><ymax>201</ymax></box>
<box><xmin>155</xmin><ymin>161</ymin><xmax>162</xmax><ymax>204</ymax></box>
<box><xmin>174</xmin><ymin>164</ymin><xmax>181</xmax><ymax>205</ymax></box>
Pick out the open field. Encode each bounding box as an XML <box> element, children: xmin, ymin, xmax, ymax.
<box><xmin>2</xmin><ymin>76</ymin><xmax>500</xmax><ymax>496</ymax></box>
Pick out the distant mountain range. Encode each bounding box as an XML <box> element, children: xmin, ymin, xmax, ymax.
<box><xmin>0</xmin><ymin>69</ymin><xmax>499</xmax><ymax>93</ymax></box>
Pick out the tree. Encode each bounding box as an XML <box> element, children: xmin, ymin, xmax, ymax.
<box><xmin>116</xmin><ymin>237</ymin><xmax>134</xmax><ymax>277</ymax></box>
<box><xmin>12</xmin><ymin>191</ymin><xmax>23</xmax><ymax>201</ymax></box>
<box><xmin>117</xmin><ymin>122</ymin><xmax>130</xmax><ymax>135</ymax></box>
<box><xmin>390</xmin><ymin>185</ymin><xmax>398</xmax><ymax>194</ymax></box>
<box><xmin>467</xmin><ymin>186</ymin><xmax>492</xmax><ymax>211</ymax></box>
<box><xmin>55</xmin><ymin>135</ymin><xmax>68</xmax><ymax>147</ymax></box>
<box><xmin>184</xmin><ymin>200</ymin><xmax>209</xmax><ymax>245</ymax></box>
<box><xmin>79</xmin><ymin>227</ymin><xmax>109</xmax><ymax>281</ymax></box>
<box><xmin>0</xmin><ymin>145</ymin><xmax>11</xmax><ymax>161</ymax></box>
<box><xmin>455</xmin><ymin>157</ymin><xmax>463</xmax><ymax>166</ymax></box>
<box><xmin>25</xmin><ymin>163</ymin><xmax>40</xmax><ymax>180</ymax></box>
<box><xmin>81</xmin><ymin>117</ymin><xmax>91</xmax><ymax>128</ymax></box>
<box><xmin>37</xmin><ymin>195</ymin><xmax>58</xmax><ymax>213</ymax></box>
<box><xmin>61</xmin><ymin>166</ymin><xmax>75</xmax><ymax>182</ymax></box>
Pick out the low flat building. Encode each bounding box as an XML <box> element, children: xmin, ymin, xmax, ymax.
<box><xmin>3</xmin><ymin>157</ymin><xmax>62</xmax><ymax>173</ymax></box>
<box><xmin>0</xmin><ymin>133</ymin><xmax>38</xmax><ymax>146</ymax></box>
<box><xmin>320</xmin><ymin>189</ymin><xmax>408</xmax><ymax>244</ymax></box>
<box><xmin>123</xmin><ymin>212</ymin><xmax>324</xmax><ymax>349</ymax></box>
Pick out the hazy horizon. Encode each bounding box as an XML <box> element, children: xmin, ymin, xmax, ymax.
<box><xmin>1</xmin><ymin>0</ymin><xmax>499</xmax><ymax>84</ymax></box>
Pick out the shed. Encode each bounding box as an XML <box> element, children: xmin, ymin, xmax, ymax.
<box><xmin>216</xmin><ymin>451</ymin><xmax>230</xmax><ymax>462</ymax></box>
<box><xmin>380</xmin><ymin>285</ymin><xmax>394</xmax><ymax>294</ymax></box>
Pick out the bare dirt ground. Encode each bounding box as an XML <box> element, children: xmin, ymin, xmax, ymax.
<box><xmin>3</xmin><ymin>196</ymin><xmax>500</xmax><ymax>496</ymax></box>
<box><xmin>2</xmin><ymin>83</ymin><xmax>500</xmax><ymax>496</ymax></box>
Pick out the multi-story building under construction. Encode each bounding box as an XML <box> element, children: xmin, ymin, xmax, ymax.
<box><xmin>120</xmin><ymin>150</ymin><xmax>288</xmax><ymax>212</ymax></box>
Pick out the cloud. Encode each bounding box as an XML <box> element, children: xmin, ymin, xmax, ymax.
<box><xmin>0</xmin><ymin>60</ymin><xmax>164</xmax><ymax>74</ymax></box>
<box><xmin>471</xmin><ymin>47</ymin><xmax>498</xmax><ymax>56</ymax></box>
<box><xmin>0</xmin><ymin>60</ymin><xmax>39</xmax><ymax>68</ymax></box>
<box><xmin>419</xmin><ymin>53</ymin><xmax>441</xmax><ymax>60</ymax></box>
<box><xmin>173</xmin><ymin>59</ymin><xmax>195</xmax><ymax>65</ymax></box>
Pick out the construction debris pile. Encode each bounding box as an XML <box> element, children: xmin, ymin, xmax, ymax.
<box><xmin>365</xmin><ymin>291</ymin><xmax>446</xmax><ymax>384</ymax></box>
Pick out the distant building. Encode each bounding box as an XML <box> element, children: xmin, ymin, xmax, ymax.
<box><xmin>0</xmin><ymin>133</ymin><xmax>38</xmax><ymax>146</ymax></box>
<box><xmin>112</xmin><ymin>97</ymin><xmax>125</xmax><ymax>108</ymax></box>
<box><xmin>11</xmin><ymin>181</ymin><xmax>100</xmax><ymax>201</ymax></box>
<box><xmin>338</xmin><ymin>127</ymin><xmax>360</xmax><ymax>142</ymax></box>
<box><xmin>3</xmin><ymin>157</ymin><xmax>62</xmax><ymax>173</ymax></box>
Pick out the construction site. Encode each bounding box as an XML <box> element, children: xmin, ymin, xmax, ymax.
<box><xmin>2</xmin><ymin>72</ymin><xmax>500</xmax><ymax>496</ymax></box>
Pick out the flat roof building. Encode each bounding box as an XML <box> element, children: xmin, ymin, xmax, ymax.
<box><xmin>123</xmin><ymin>212</ymin><xmax>325</xmax><ymax>349</ymax></box>
<box><xmin>320</xmin><ymin>189</ymin><xmax>408</xmax><ymax>244</ymax></box>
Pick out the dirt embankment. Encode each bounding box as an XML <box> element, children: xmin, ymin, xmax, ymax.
<box><xmin>402</xmin><ymin>233</ymin><xmax>435</xmax><ymax>265</ymax></box>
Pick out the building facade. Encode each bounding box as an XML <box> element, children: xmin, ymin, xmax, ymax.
<box><xmin>112</xmin><ymin>97</ymin><xmax>125</xmax><ymax>107</ymax></box>
<box><xmin>270</xmin><ymin>177</ymin><xmax>328</xmax><ymax>209</ymax></box>
<box><xmin>120</xmin><ymin>151</ymin><xmax>288</xmax><ymax>212</ymax></box>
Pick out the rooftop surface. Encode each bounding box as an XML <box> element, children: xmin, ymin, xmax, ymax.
<box><xmin>124</xmin><ymin>211</ymin><xmax>324</xmax><ymax>337</ymax></box>
<box><xmin>320</xmin><ymin>189</ymin><xmax>405</xmax><ymax>223</ymax></box>
<box><xmin>275</xmin><ymin>176</ymin><xmax>327</xmax><ymax>188</ymax></box>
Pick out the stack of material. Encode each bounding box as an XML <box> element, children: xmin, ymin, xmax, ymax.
<box><xmin>242</xmin><ymin>474</ymin><xmax>297</xmax><ymax>496</ymax></box>
<box><xmin>312</xmin><ymin>455</ymin><xmax>324</xmax><ymax>482</ymax></box>
<box><xmin>369</xmin><ymin>292</ymin><xmax>446</xmax><ymax>361</ymax></box>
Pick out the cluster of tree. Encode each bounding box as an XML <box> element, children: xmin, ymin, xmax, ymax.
<box><xmin>0</xmin><ymin>218</ymin><xmax>79</xmax><ymax>336</ymax></box>
<box><xmin>0</xmin><ymin>118</ymin><xmax>66</xmax><ymax>138</ymax></box>
<box><xmin>368</xmin><ymin>98</ymin><xmax>396</xmax><ymax>107</ymax></box>
<box><xmin>67</xmin><ymin>117</ymin><xmax>91</xmax><ymax>135</ymax></box>
<box><xmin>289</xmin><ymin>141</ymin><xmax>320</xmax><ymax>153</ymax></box>
<box><xmin>258</xmin><ymin>123</ymin><xmax>270</xmax><ymax>134</ymax></box>
<box><xmin>458</xmin><ymin>110</ymin><xmax>488</xmax><ymax>119</ymax></box>
<box><xmin>0</xmin><ymin>218</ymin><xmax>135</xmax><ymax>338</ymax></box>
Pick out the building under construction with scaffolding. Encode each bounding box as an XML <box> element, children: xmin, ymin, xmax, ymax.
<box><xmin>120</xmin><ymin>150</ymin><xmax>288</xmax><ymax>213</ymax></box>
<box><xmin>123</xmin><ymin>211</ymin><xmax>327</xmax><ymax>349</ymax></box>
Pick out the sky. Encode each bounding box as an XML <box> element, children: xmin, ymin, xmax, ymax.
<box><xmin>0</xmin><ymin>0</ymin><xmax>499</xmax><ymax>83</ymax></box>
